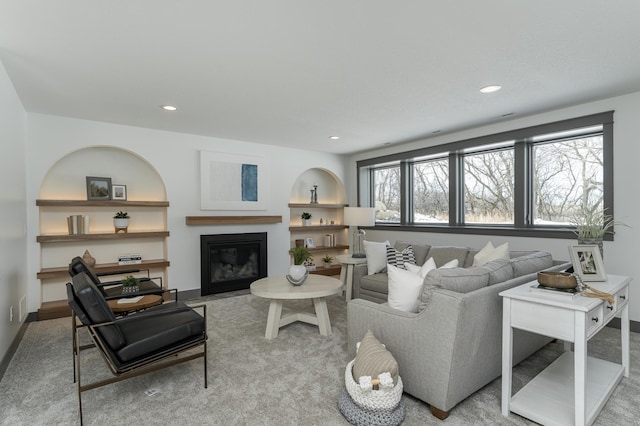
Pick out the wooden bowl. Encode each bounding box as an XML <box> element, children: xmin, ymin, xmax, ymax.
<box><xmin>537</xmin><ymin>271</ymin><xmax>577</xmax><ymax>289</ymax></box>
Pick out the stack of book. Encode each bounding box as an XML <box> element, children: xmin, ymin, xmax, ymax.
<box><xmin>324</xmin><ymin>233</ymin><xmax>336</xmax><ymax>247</ymax></box>
<box><xmin>67</xmin><ymin>215</ymin><xmax>89</xmax><ymax>235</ymax></box>
<box><xmin>118</xmin><ymin>254</ymin><xmax>142</xmax><ymax>265</ymax></box>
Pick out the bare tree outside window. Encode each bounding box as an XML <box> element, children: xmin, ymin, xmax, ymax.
<box><xmin>463</xmin><ymin>148</ymin><xmax>515</xmax><ymax>224</ymax></box>
<box><xmin>373</xmin><ymin>166</ymin><xmax>401</xmax><ymax>222</ymax></box>
<box><xmin>533</xmin><ymin>135</ymin><xmax>603</xmax><ymax>225</ymax></box>
<box><xmin>413</xmin><ymin>158</ymin><xmax>449</xmax><ymax>223</ymax></box>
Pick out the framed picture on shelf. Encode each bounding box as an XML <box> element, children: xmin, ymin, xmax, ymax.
<box><xmin>568</xmin><ymin>244</ymin><xmax>607</xmax><ymax>282</ymax></box>
<box><xmin>305</xmin><ymin>237</ymin><xmax>315</xmax><ymax>248</ymax></box>
<box><xmin>111</xmin><ymin>184</ymin><xmax>127</xmax><ymax>201</ymax></box>
<box><xmin>86</xmin><ymin>176</ymin><xmax>112</xmax><ymax>200</ymax></box>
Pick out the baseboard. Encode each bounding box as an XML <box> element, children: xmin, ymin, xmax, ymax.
<box><xmin>178</xmin><ymin>288</ymin><xmax>202</xmax><ymax>301</ymax></box>
<box><xmin>607</xmin><ymin>318</ymin><xmax>640</xmax><ymax>333</ymax></box>
<box><xmin>0</xmin><ymin>318</ymin><xmax>31</xmax><ymax>382</ymax></box>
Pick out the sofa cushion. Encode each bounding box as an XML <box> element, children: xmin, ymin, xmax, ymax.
<box><xmin>394</xmin><ymin>241</ymin><xmax>431</xmax><ymax>266</ymax></box>
<box><xmin>359</xmin><ymin>273</ymin><xmax>390</xmax><ymax>294</ymax></box>
<box><xmin>386</xmin><ymin>245</ymin><xmax>416</xmax><ymax>269</ymax></box>
<box><xmin>418</xmin><ymin>266</ymin><xmax>490</xmax><ymax>311</ymax></box>
<box><xmin>482</xmin><ymin>258</ymin><xmax>514</xmax><ymax>285</ymax></box>
<box><xmin>426</xmin><ymin>246</ymin><xmax>470</xmax><ymax>268</ymax></box>
<box><xmin>473</xmin><ymin>241</ymin><xmax>510</xmax><ymax>266</ymax></box>
<box><xmin>511</xmin><ymin>251</ymin><xmax>553</xmax><ymax>277</ymax></box>
<box><xmin>387</xmin><ymin>264</ymin><xmax>423</xmax><ymax>312</ymax></box>
<box><xmin>364</xmin><ymin>240</ymin><xmax>390</xmax><ymax>274</ymax></box>
<box><xmin>353</xmin><ymin>330</ymin><xmax>399</xmax><ymax>385</ymax></box>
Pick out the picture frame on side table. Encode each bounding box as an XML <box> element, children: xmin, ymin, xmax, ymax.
<box><xmin>111</xmin><ymin>184</ymin><xmax>127</xmax><ymax>201</ymax></box>
<box><xmin>569</xmin><ymin>244</ymin><xmax>607</xmax><ymax>282</ymax></box>
<box><xmin>86</xmin><ymin>176</ymin><xmax>112</xmax><ymax>200</ymax></box>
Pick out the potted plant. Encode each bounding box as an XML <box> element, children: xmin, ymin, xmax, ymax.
<box><xmin>113</xmin><ymin>211</ymin><xmax>129</xmax><ymax>233</ymax></box>
<box><xmin>301</xmin><ymin>212</ymin><xmax>312</xmax><ymax>226</ymax></box>
<box><xmin>121</xmin><ymin>275</ymin><xmax>139</xmax><ymax>294</ymax></box>
<box><xmin>288</xmin><ymin>246</ymin><xmax>312</xmax><ymax>280</ymax></box>
<box><xmin>322</xmin><ymin>254</ymin><xmax>334</xmax><ymax>269</ymax></box>
<box><xmin>571</xmin><ymin>207</ymin><xmax>628</xmax><ymax>257</ymax></box>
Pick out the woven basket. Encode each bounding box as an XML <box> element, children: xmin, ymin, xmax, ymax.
<box><xmin>344</xmin><ymin>359</ymin><xmax>403</xmax><ymax>411</ymax></box>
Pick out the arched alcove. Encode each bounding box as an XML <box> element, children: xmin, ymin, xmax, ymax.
<box><xmin>289</xmin><ymin>168</ymin><xmax>347</xmax><ymax>204</ymax></box>
<box><xmin>40</xmin><ymin>146</ymin><xmax>166</xmax><ymax>200</ymax></box>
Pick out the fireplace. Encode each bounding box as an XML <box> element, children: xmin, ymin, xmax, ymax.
<box><xmin>200</xmin><ymin>232</ymin><xmax>267</xmax><ymax>295</ymax></box>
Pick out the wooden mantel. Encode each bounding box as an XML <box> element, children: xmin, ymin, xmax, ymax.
<box><xmin>185</xmin><ymin>216</ymin><xmax>282</xmax><ymax>226</ymax></box>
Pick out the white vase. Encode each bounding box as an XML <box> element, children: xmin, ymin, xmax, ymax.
<box><xmin>114</xmin><ymin>218</ymin><xmax>129</xmax><ymax>233</ymax></box>
<box><xmin>288</xmin><ymin>264</ymin><xmax>307</xmax><ymax>280</ymax></box>
<box><xmin>302</xmin><ymin>219</ymin><xmax>311</xmax><ymax>226</ymax></box>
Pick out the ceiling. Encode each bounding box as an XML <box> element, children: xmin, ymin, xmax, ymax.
<box><xmin>2</xmin><ymin>1</ymin><xmax>640</xmax><ymax>155</ymax></box>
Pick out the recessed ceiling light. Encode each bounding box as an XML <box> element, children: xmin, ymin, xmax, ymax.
<box><xmin>329</xmin><ymin>136</ymin><xmax>340</xmax><ymax>140</ymax></box>
<box><xmin>480</xmin><ymin>85</ymin><xmax>502</xmax><ymax>94</ymax></box>
<box><xmin>161</xmin><ymin>105</ymin><xmax>177</xmax><ymax>111</ymax></box>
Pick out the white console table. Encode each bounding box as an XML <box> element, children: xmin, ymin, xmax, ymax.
<box><xmin>500</xmin><ymin>275</ymin><xmax>630</xmax><ymax>426</ymax></box>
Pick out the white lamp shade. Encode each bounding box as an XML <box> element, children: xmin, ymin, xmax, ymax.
<box><xmin>343</xmin><ymin>207</ymin><xmax>376</xmax><ymax>226</ymax></box>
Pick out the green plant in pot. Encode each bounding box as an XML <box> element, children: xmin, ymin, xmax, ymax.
<box><xmin>322</xmin><ymin>254</ymin><xmax>334</xmax><ymax>268</ymax></box>
<box><xmin>121</xmin><ymin>275</ymin><xmax>139</xmax><ymax>294</ymax></box>
<box><xmin>113</xmin><ymin>211</ymin><xmax>130</xmax><ymax>233</ymax></box>
<box><xmin>571</xmin><ymin>207</ymin><xmax>628</xmax><ymax>257</ymax></box>
<box><xmin>300</xmin><ymin>212</ymin><xmax>312</xmax><ymax>226</ymax></box>
<box><xmin>288</xmin><ymin>246</ymin><xmax>312</xmax><ymax>282</ymax></box>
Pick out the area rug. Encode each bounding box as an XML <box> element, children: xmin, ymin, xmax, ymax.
<box><xmin>1</xmin><ymin>293</ymin><xmax>638</xmax><ymax>425</ymax></box>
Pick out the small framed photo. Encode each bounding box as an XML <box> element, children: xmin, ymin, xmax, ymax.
<box><xmin>305</xmin><ymin>237</ymin><xmax>315</xmax><ymax>248</ymax></box>
<box><xmin>86</xmin><ymin>176</ymin><xmax>112</xmax><ymax>200</ymax></box>
<box><xmin>569</xmin><ymin>244</ymin><xmax>607</xmax><ymax>282</ymax></box>
<box><xmin>111</xmin><ymin>184</ymin><xmax>127</xmax><ymax>201</ymax></box>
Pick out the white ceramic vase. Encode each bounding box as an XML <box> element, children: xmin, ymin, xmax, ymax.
<box><xmin>288</xmin><ymin>264</ymin><xmax>307</xmax><ymax>280</ymax></box>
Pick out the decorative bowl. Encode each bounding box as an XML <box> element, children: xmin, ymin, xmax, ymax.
<box><xmin>286</xmin><ymin>271</ymin><xmax>309</xmax><ymax>286</ymax></box>
<box><xmin>537</xmin><ymin>271</ymin><xmax>577</xmax><ymax>289</ymax></box>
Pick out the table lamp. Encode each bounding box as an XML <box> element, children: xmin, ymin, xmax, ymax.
<box><xmin>343</xmin><ymin>207</ymin><xmax>376</xmax><ymax>258</ymax></box>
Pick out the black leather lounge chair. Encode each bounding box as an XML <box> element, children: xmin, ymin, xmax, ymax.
<box><xmin>66</xmin><ymin>272</ymin><xmax>207</xmax><ymax>425</ymax></box>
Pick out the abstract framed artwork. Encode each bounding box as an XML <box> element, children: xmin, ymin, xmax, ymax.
<box><xmin>200</xmin><ymin>151</ymin><xmax>269</xmax><ymax>210</ymax></box>
<box><xmin>568</xmin><ymin>244</ymin><xmax>607</xmax><ymax>282</ymax></box>
<box><xmin>86</xmin><ymin>176</ymin><xmax>112</xmax><ymax>200</ymax></box>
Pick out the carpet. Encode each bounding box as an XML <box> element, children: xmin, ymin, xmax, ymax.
<box><xmin>1</xmin><ymin>293</ymin><xmax>638</xmax><ymax>425</ymax></box>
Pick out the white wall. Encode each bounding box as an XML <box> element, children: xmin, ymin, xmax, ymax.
<box><xmin>348</xmin><ymin>91</ymin><xmax>640</xmax><ymax>322</ymax></box>
<box><xmin>24</xmin><ymin>113</ymin><xmax>349</xmax><ymax>311</ymax></box>
<box><xmin>0</xmin><ymin>60</ymin><xmax>28</xmax><ymax>360</ymax></box>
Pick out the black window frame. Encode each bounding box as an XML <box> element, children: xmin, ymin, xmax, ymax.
<box><xmin>356</xmin><ymin>111</ymin><xmax>614</xmax><ymax>240</ymax></box>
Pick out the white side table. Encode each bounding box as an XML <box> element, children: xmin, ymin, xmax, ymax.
<box><xmin>500</xmin><ymin>275</ymin><xmax>630</xmax><ymax>426</ymax></box>
<box><xmin>336</xmin><ymin>254</ymin><xmax>367</xmax><ymax>301</ymax></box>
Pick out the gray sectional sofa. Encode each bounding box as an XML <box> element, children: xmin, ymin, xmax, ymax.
<box><xmin>347</xmin><ymin>241</ymin><xmax>571</xmax><ymax>419</ymax></box>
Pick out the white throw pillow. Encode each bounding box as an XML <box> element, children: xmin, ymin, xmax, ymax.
<box><xmin>440</xmin><ymin>259</ymin><xmax>459</xmax><ymax>269</ymax></box>
<box><xmin>473</xmin><ymin>242</ymin><xmax>510</xmax><ymax>266</ymax></box>
<box><xmin>405</xmin><ymin>257</ymin><xmax>437</xmax><ymax>279</ymax></box>
<box><xmin>387</xmin><ymin>264</ymin><xmax>423</xmax><ymax>312</ymax></box>
<box><xmin>363</xmin><ymin>240</ymin><xmax>391</xmax><ymax>275</ymax></box>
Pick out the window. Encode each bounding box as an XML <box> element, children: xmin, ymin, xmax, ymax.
<box><xmin>372</xmin><ymin>165</ymin><xmax>401</xmax><ymax>223</ymax></box>
<box><xmin>357</xmin><ymin>112</ymin><xmax>614</xmax><ymax>239</ymax></box>
<box><xmin>412</xmin><ymin>157</ymin><xmax>449</xmax><ymax>223</ymax></box>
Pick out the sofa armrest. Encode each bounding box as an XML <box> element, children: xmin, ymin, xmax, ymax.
<box><xmin>351</xmin><ymin>264</ymin><xmax>369</xmax><ymax>299</ymax></box>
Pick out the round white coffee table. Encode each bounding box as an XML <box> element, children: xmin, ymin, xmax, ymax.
<box><xmin>250</xmin><ymin>274</ymin><xmax>342</xmax><ymax>339</ymax></box>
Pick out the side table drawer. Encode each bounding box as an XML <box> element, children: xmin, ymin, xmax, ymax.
<box><xmin>604</xmin><ymin>286</ymin><xmax>629</xmax><ymax>322</ymax></box>
<box><xmin>586</xmin><ymin>305</ymin><xmax>604</xmax><ymax>339</ymax></box>
<box><xmin>510</xmin><ymin>299</ymin><xmax>575</xmax><ymax>340</ymax></box>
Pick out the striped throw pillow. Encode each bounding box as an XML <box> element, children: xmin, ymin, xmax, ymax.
<box><xmin>386</xmin><ymin>245</ymin><xmax>416</xmax><ymax>269</ymax></box>
<box><xmin>353</xmin><ymin>330</ymin><xmax>399</xmax><ymax>385</ymax></box>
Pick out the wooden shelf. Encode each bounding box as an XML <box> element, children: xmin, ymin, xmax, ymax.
<box><xmin>185</xmin><ymin>216</ymin><xmax>282</xmax><ymax>226</ymax></box>
<box><xmin>305</xmin><ymin>245</ymin><xmax>349</xmax><ymax>252</ymax></box>
<box><xmin>288</xmin><ymin>203</ymin><xmax>348</xmax><ymax>209</ymax></box>
<box><xmin>38</xmin><ymin>299</ymin><xmax>72</xmax><ymax>320</ymax></box>
<box><xmin>36</xmin><ymin>199</ymin><xmax>169</xmax><ymax>207</ymax></box>
<box><xmin>37</xmin><ymin>231</ymin><xmax>169</xmax><ymax>243</ymax></box>
<box><xmin>289</xmin><ymin>225</ymin><xmax>348</xmax><ymax>231</ymax></box>
<box><xmin>309</xmin><ymin>265</ymin><xmax>342</xmax><ymax>276</ymax></box>
<box><xmin>37</xmin><ymin>259</ymin><xmax>170</xmax><ymax>280</ymax></box>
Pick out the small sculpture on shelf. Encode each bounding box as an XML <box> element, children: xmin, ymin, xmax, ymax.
<box><xmin>310</xmin><ymin>184</ymin><xmax>318</xmax><ymax>204</ymax></box>
<box><xmin>82</xmin><ymin>249</ymin><xmax>96</xmax><ymax>267</ymax></box>
<box><xmin>113</xmin><ymin>211</ymin><xmax>129</xmax><ymax>233</ymax></box>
